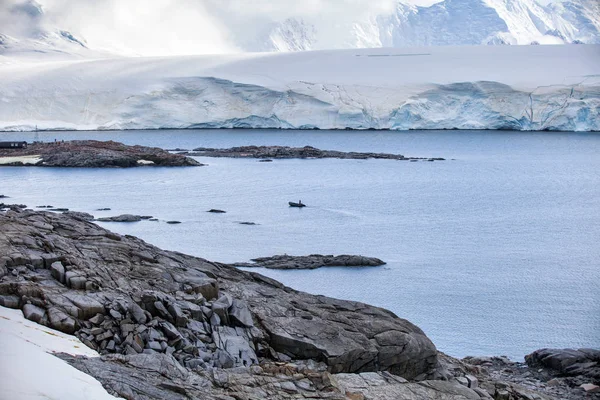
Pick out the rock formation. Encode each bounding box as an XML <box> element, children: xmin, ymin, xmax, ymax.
<box><xmin>0</xmin><ymin>208</ymin><xmax>595</xmax><ymax>399</ymax></box>
<box><xmin>0</xmin><ymin>140</ymin><xmax>202</xmax><ymax>167</ymax></box>
<box><xmin>234</xmin><ymin>254</ymin><xmax>385</xmax><ymax>269</ymax></box>
<box><xmin>183</xmin><ymin>145</ymin><xmax>444</xmax><ymax>161</ymax></box>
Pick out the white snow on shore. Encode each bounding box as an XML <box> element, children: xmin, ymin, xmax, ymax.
<box><xmin>0</xmin><ymin>155</ymin><xmax>42</xmax><ymax>164</ymax></box>
<box><xmin>0</xmin><ymin>306</ymin><xmax>119</xmax><ymax>400</ymax></box>
<box><xmin>0</xmin><ymin>45</ymin><xmax>598</xmax><ymax>132</ymax></box>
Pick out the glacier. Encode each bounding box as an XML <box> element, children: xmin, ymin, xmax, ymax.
<box><xmin>0</xmin><ymin>45</ymin><xmax>598</xmax><ymax>132</ymax></box>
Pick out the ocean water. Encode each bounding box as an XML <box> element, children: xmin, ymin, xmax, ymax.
<box><xmin>1</xmin><ymin>129</ymin><xmax>599</xmax><ymax>360</ymax></box>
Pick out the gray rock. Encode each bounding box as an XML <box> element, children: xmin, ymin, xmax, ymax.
<box><xmin>0</xmin><ymin>295</ymin><xmax>20</xmax><ymax>308</ymax></box>
<box><xmin>47</xmin><ymin>307</ymin><xmax>77</xmax><ymax>334</ymax></box>
<box><xmin>228</xmin><ymin>299</ymin><xmax>253</xmax><ymax>328</ymax></box>
<box><xmin>211</xmin><ymin>293</ymin><xmax>232</xmax><ymax>325</ymax></box>
<box><xmin>234</xmin><ymin>254</ymin><xmax>386</xmax><ymax>270</ymax></box>
<box><xmin>64</xmin><ymin>211</ymin><xmax>95</xmax><ymax>221</ymax></box>
<box><xmin>22</xmin><ymin>303</ymin><xmax>45</xmax><ymax>323</ymax></box>
<box><xmin>128</xmin><ymin>302</ymin><xmax>148</xmax><ymax>324</ymax></box>
<box><xmin>167</xmin><ymin>303</ymin><xmax>188</xmax><ymax>327</ymax></box>
<box><xmin>97</xmin><ymin>214</ymin><xmax>142</xmax><ymax>222</ymax></box>
<box><xmin>50</xmin><ymin>261</ymin><xmax>65</xmax><ymax>283</ymax></box>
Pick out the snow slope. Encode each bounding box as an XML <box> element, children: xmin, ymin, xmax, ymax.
<box><xmin>0</xmin><ymin>306</ymin><xmax>119</xmax><ymax>400</ymax></box>
<box><xmin>377</xmin><ymin>0</ymin><xmax>600</xmax><ymax>48</ymax></box>
<box><xmin>238</xmin><ymin>0</ymin><xmax>600</xmax><ymax>51</ymax></box>
<box><xmin>1</xmin><ymin>45</ymin><xmax>598</xmax><ymax>132</ymax></box>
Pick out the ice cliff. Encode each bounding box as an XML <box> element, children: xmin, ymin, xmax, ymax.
<box><xmin>0</xmin><ymin>45</ymin><xmax>598</xmax><ymax>132</ymax></box>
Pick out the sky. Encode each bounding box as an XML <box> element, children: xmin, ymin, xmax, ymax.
<box><xmin>1</xmin><ymin>0</ymin><xmax>563</xmax><ymax>56</ymax></box>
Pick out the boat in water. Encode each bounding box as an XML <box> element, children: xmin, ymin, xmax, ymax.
<box><xmin>289</xmin><ymin>201</ymin><xmax>306</xmax><ymax>208</ymax></box>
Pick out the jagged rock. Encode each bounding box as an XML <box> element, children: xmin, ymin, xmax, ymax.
<box><xmin>228</xmin><ymin>299</ymin><xmax>253</xmax><ymax>328</ymax></box>
<box><xmin>63</xmin><ymin>293</ymin><xmax>104</xmax><ymax>319</ymax></box>
<box><xmin>47</xmin><ymin>306</ymin><xmax>77</xmax><ymax>334</ymax></box>
<box><xmin>167</xmin><ymin>303</ymin><xmax>188</xmax><ymax>327</ymax></box>
<box><xmin>129</xmin><ymin>302</ymin><xmax>148</xmax><ymax>324</ymax></box>
<box><xmin>212</xmin><ymin>293</ymin><xmax>233</xmax><ymax>325</ymax></box>
<box><xmin>526</xmin><ymin>348</ymin><xmax>600</xmax><ymax>382</ymax></box>
<box><xmin>3</xmin><ymin>208</ymin><xmax>559</xmax><ymax>400</ymax></box>
<box><xmin>50</xmin><ymin>261</ymin><xmax>65</xmax><ymax>283</ymax></box>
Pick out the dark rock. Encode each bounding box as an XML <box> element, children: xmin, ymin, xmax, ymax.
<box><xmin>2</xmin><ymin>210</ymin><xmax>441</xmax><ymax>385</ymax></box>
<box><xmin>22</xmin><ymin>303</ymin><xmax>46</xmax><ymax>323</ymax></box>
<box><xmin>188</xmin><ymin>145</ymin><xmax>443</xmax><ymax>162</ymax></box>
<box><xmin>0</xmin><ymin>140</ymin><xmax>203</xmax><ymax>168</ymax></box>
<box><xmin>63</xmin><ymin>211</ymin><xmax>95</xmax><ymax>221</ymax></box>
<box><xmin>47</xmin><ymin>306</ymin><xmax>77</xmax><ymax>334</ymax></box>
<box><xmin>526</xmin><ymin>348</ymin><xmax>600</xmax><ymax>382</ymax></box>
<box><xmin>166</xmin><ymin>221</ymin><xmax>182</xmax><ymax>224</ymax></box>
<box><xmin>234</xmin><ymin>254</ymin><xmax>386</xmax><ymax>270</ymax></box>
<box><xmin>129</xmin><ymin>302</ymin><xmax>148</xmax><ymax>324</ymax></box>
<box><xmin>228</xmin><ymin>299</ymin><xmax>253</xmax><ymax>328</ymax></box>
<box><xmin>97</xmin><ymin>214</ymin><xmax>142</xmax><ymax>222</ymax></box>
<box><xmin>0</xmin><ymin>295</ymin><xmax>20</xmax><ymax>308</ymax></box>
<box><xmin>50</xmin><ymin>261</ymin><xmax>65</xmax><ymax>283</ymax></box>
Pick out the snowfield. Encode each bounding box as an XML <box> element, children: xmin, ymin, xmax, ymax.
<box><xmin>0</xmin><ymin>45</ymin><xmax>599</xmax><ymax>132</ymax></box>
<box><xmin>0</xmin><ymin>306</ymin><xmax>119</xmax><ymax>400</ymax></box>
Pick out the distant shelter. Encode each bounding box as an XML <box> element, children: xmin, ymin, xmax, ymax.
<box><xmin>0</xmin><ymin>141</ymin><xmax>27</xmax><ymax>149</ymax></box>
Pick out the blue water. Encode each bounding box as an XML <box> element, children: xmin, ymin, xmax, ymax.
<box><xmin>1</xmin><ymin>129</ymin><xmax>599</xmax><ymax>360</ymax></box>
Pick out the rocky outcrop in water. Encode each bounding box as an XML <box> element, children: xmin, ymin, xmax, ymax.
<box><xmin>234</xmin><ymin>254</ymin><xmax>385</xmax><ymax>269</ymax></box>
<box><xmin>183</xmin><ymin>145</ymin><xmax>444</xmax><ymax>161</ymax></box>
<box><xmin>0</xmin><ymin>208</ymin><xmax>595</xmax><ymax>399</ymax></box>
<box><xmin>0</xmin><ymin>140</ymin><xmax>202</xmax><ymax>167</ymax></box>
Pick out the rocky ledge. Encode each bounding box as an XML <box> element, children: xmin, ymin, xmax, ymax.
<box><xmin>0</xmin><ymin>209</ymin><xmax>597</xmax><ymax>399</ymax></box>
<box><xmin>181</xmin><ymin>145</ymin><xmax>444</xmax><ymax>161</ymax></box>
<box><xmin>0</xmin><ymin>140</ymin><xmax>202</xmax><ymax>167</ymax></box>
<box><xmin>234</xmin><ymin>254</ymin><xmax>385</xmax><ymax>270</ymax></box>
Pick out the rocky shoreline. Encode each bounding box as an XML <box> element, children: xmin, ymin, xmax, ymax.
<box><xmin>177</xmin><ymin>145</ymin><xmax>445</xmax><ymax>161</ymax></box>
<box><xmin>0</xmin><ymin>208</ymin><xmax>597</xmax><ymax>399</ymax></box>
<box><xmin>233</xmin><ymin>254</ymin><xmax>386</xmax><ymax>270</ymax></box>
<box><xmin>0</xmin><ymin>140</ymin><xmax>202</xmax><ymax>167</ymax></box>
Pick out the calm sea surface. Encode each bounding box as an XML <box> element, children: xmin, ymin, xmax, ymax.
<box><xmin>1</xmin><ymin>129</ymin><xmax>599</xmax><ymax>359</ymax></box>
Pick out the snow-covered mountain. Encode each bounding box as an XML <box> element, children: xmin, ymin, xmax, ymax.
<box><xmin>2</xmin><ymin>0</ymin><xmax>599</xmax><ymax>59</ymax></box>
<box><xmin>250</xmin><ymin>0</ymin><xmax>600</xmax><ymax>51</ymax></box>
<box><xmin>0</xmin><ymin>0</ymin><xmax>112</xmax><ymax>62</ymax></box>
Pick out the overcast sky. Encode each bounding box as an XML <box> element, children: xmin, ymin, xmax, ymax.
<box><xmin>2</xmin><ymin>0</ymin><xmax>561</xmax><ymax>55</ymax></box>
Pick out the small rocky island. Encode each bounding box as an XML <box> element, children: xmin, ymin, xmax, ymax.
<box><xmin>0</xmin><ymin>140</ymin><xmax>202</xmax><ymax>167</ymax></box>
<box><xmin>180</xmin><ymin>145</ymin><xmax>444</xmax><ymax>161</ymax></box>
<box><xmin>234</xmin><ymin>254</ymin><xmax>385</xmax><ymax>269</ymax></box>
<box><xmin>0</xmin><ymin>208</ymin><xmax>597</xmax><ymax>399</ymax></box>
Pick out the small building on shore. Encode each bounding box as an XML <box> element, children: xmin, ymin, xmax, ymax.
<box><xmin>0</xmin><ymin>141</ymin><xmax>27</xmax><ymax>149</ymax></box>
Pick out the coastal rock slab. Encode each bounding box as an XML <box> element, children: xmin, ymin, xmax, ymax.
<box><xmin>234</xmin><ymin>254</ymin><xmax>386</xmax><ymax>270</ymax></box>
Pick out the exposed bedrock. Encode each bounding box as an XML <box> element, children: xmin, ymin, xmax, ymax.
<box><xmin>2</xmin><ymin>208</ymin><xmax>593</xmax><ymax>399</ymax></box>
<box><xmin>234</xmin><ymin>254</ymin><xmax>386</xmax><ymax>269</ymax></box>
<box><xmin>0</xmin><ymin>208</ymin><xmax>437</xmax><ymax>379</ymax></box>
<box><xmin>0</xmin><ymin>140</ymin><xmax>202</xmax><ymax>167</ymax></box>
<box><xmin>185</xmin><ymin>145</ymin><xmax>444</xmax><ymax>161</ymax></box>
